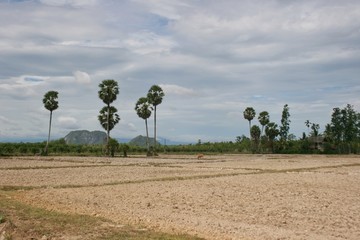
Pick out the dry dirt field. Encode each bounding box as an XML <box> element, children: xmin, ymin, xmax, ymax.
<box><xmin>1</xmin><ymin>154</ymin><xmax>360</xmax><ymax>239</ymax></box>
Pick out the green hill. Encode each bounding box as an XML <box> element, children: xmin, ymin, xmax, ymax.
<box><xmin>129</xmin><ymin>135</ymin><xmax>161</xmax><ymax>147</ymax></box>
<box><xmin>64</xmin><ymin>130</ymin><xmax>106</xmax><ymax>145</ymax></box>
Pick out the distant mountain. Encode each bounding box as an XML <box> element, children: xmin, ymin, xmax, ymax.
<box><xmin>114</xmin><ymin>138</ymin><xmax>132</xmax><ymax>143</ymax></box>
<box><xmin>129</xmin><ymin>135</ymin><xmax>161</xmax><ymax>147</ymax></box>
<box><xmin>64</xmin><ymin>130</ymin><xmax>107</xmax><ymax>145</ymax></box>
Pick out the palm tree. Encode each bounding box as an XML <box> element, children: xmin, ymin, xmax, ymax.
<box><xmin>243</xmin><ymin>107</ymin><xmax>256</xmax><ymax>139</ymax></box>
<box><xmin>265</xmin><ymin>122</ymin><xmax>280</xmax><ymax>153</ymax></box>
<box><xmin>98</xmin><ymin>80</ymin><xmax>119</xmax><ymax>150</ymax></box>
<box><xmin>147</xmin><ymin>85</ymin><xmax>165</xmax><ymax>155</ymax></box>
<box><xmin>135</xmin><ymin>97</ymin><xmax>152</xmax><ymax>155</ymax></box>
<box><xmin>43</xmin><ymin>91</ymin><xmax>59</xmax><ymax>155</ymax></box>
<box><xmin>258</xmin><ymin>111</ymin><xmax>269</xmax><ymax>152</ymax></box>
<box><xmin>250</xmin><ymin>125</ymin><xmax>261</xmax><ymax>153</ymax></box>
<box><xmin>98</xmin><ymin>106</ymin><xmax>120</xmax><ymax>135</ymax></box>
<box><xmin>258</xmin><ymin>111</ymin><xmax>270</xmax><ymax>137</ymax></box>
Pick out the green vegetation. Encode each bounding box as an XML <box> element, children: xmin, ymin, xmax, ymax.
<box><xmin>1</xmin><ymin>102</ymin><xmax>360</xmax><ymax>156</ymax></box>
<box><xmin>0</xmin><ymin>140</ymin><xmax>144</xmax><ymax>157</ymax></box>
<box><xmin>0</xmin><ymin>191</ymin><xmax>203</xmax><ymax>240</ymax></box>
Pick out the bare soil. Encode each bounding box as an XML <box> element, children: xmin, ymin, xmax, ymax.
<box><xmin>1</xmin><ymin>154</ymin><xmax>360</xmax><ymax>239</ymax></box>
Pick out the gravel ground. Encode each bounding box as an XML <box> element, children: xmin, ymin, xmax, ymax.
<box><xmin>2</xmin><ymin>154</ymin><xmax>360</xmax><ymax>239</ymax></box>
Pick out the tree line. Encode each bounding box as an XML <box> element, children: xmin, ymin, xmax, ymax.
<box><xmin>2</xmin><ymin>80</ymin><xmax>360</xmax><ymax>156</ymax></box>
<box><xmin>240</xmin><ymin>103</ymin><xmax>360</xmax><ymax>154</ymax></box>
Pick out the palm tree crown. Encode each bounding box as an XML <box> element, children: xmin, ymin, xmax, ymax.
<box><xmin>243</xmin><ymin>107</ymin><xmax>256</xmax><ymax>123</ymax></box>
<box><xmin>258</xmin><ymin>111</ymin><xmax>270</xmax><ymax>126</ymax></box>
<box><xmin>43</xmin><ymin>90</ymin><xmax>59</xmax><ymax>155</ymax></box>
<box><xmin>43</xmin><ymin>91</ymin><xmax>59</xmax><ymax>112</ymax></box>
<box><xmin>147</xmin><ymin>85</ymin><xmax>164</xmax><ymax>107</ymax></box>
<box><xmin>135</xmin><ymin>97</ymin><xmax>153</xmax><ymax>155</ymax></box>
<box><xmin>258</xmin><ymin>111</ymin><xmax>270</xmax><ymax>135</ymax></box>
<box><xmin>98</xmin><ymin>79</ymin><xmax>119</xmax><ymax>105</ymax></box>
<box><xmin>98</xmin><ymin>106</ymin><xmax>120</xmax><ymax>132</ymax></box>
<box><xmin>135</xmin><ymin>97</ymin><xmax>152</xmax><ymax>120</ymax></box>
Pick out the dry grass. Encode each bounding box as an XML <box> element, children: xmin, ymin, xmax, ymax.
<box><xmin>0</xmin><ymin>191</ymin><xmax>203</xmax><ymax>240</ymax></box>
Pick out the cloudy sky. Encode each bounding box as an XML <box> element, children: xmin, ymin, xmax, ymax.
<box><xmin>0</xmin><ymin>0</ymin><xmax>359</xmax><ymax>143</ymax></box>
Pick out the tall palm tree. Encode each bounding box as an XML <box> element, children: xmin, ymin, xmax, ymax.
<box><xmin>135</xmin><ymin>97</ymin><xmax>152</xmax><ymax>155</ymax></box>
<box><xmin>265</xmin><ymin>122</ymin><xmax>280</xmax><ymax>153</ymax></box>
<box><xmin>43</xmin><ymin>90</ymin><xmax>59</xmax><ymax>155</ymax></box>
<box><xmin>250</xmin><ymin>125</ymin><xmax>261</xmax><ymax>153</ymax></box>
<box><xmin>147</xmin><ymin>85</ymin><xmax>164</xmax><ymax>155</ymax></box>
<box><xmin>98</xmin><ymin>80</ymin><xmax>119</xmax><ymax>149</ymax></box>
<box><xmin>258</xmin><ymin>111</ymin><xmax>270</xmax><ymax>137</ymax></box>
<box><xmin>243</xmin><ymin>107</ymin><xmax>256</xmax><ymax>139</ymax></box>
<box><xmin>258</xmin><ymin>111</ymin><xmax>269</xmax><ymax>152</ymax></box>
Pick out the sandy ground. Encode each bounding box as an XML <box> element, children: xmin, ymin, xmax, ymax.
<box><xmin>1</xmin><ymin>154</ymin><xmax>360</xmax><ymax>239</ymax></box>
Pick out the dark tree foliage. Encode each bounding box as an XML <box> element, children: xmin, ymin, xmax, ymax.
<box><xmin>265</xmin><ymin>122</ymin><xmax>280</xmax><ymax>153</ymax></box>
<box><xmin>98</xmin><ymin>80</ymin><xmax>119</xmax><ymax>105</ymax></box>
<box><xmin>98</xmin><ymin>106</ymin><xmax>120</xmax><ymax>132</ymax></box>
<box><xmin>324</xmin><ymin>104</ymin><xmax>360</xmax><ymax>153</ymax></box>
<box><xmin>250</xmin><ymin>125</ymin><xmax>261</xmax><ymax>153</ymax></box>
<box><xmin>280</xmin><ymin>104</ymin><xmax>291</xmax><ymax>143</ymax></box>
<box><xmin>258</xmin><ymin>111</ymin><xmax>270</xmax><ymax>136</ymax></box>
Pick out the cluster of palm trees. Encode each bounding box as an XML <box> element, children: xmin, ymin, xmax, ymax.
<box><xmin>43</xmin><ymin>80</ymin><xmax>121</xmax><ymax>156</ymax></box>
<box><xmin>243</xmin><ymin>107</ymin><xmax>282</xmax><ymax>152</ymax></box>
<box><xmin>135</xmin><ymin>85</ymin><xmax>165</xmax><ymax>156</ymax></box>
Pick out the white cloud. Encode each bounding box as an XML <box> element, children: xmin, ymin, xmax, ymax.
<box><xmin>127</xmin><ymin>123</ymin><xmax>137</xmax><ymax>132</ymax></box>
<box><xmin>124</xmin><ymin>31</ymin><xmax>177</xmax><ymax>54</ymax></box>
<box><xmin>159</xmin><ymin>84</ymin><xmax>197</xmax><ymax>96</ymax></box>
<box><xmin>73</xmin><ymin>71</ymin><xmax>91</xmax><ymax>84</ymax></box>
<box><xmin>133</xmin><ymin>0</ymin><xmax>190</xmax><ymax>20</ymax></box>
<box><xmin>1</xmin><ymin>0</ymin><xmax>360</xmax><ymax>142</ymax></box>
<box><xmin>57</xmin><ymin>39</ymin><xmax>123</xmax><ymax>49</ymax></box>
<box><xmin>39</xmin><ymin>0</ymin><xmax>97</xmax><ymax>7</ymax></box>
<box><xmin>57</xmin><ymin>116</ymin><xmax>80</xmax><ymax>129</ymax></box>
<box><xmin>0</xmin><ymin>116</ymin><xmax>12</xmax><ymax>125</ymax></box>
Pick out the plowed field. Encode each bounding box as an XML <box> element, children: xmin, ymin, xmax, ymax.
<box><xmin>1</xmin><ymin>154</ymin><xmax>360</xmax><ymax>239</ymax></box>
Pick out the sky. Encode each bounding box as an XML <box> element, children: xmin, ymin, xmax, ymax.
<box><xmin>0</xmin><ymin>0</ymin><xmax>359</xmax><ymax>143</ymax></box>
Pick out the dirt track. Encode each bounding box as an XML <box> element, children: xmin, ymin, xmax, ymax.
<box><xmin>1</xmin><ymin>154</ymin><xmax>360</xmax><ymax>239</ymax></box>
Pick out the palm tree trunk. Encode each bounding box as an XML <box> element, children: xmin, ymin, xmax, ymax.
<box><xmin>45</xmin><ymin>110</ymin><xmax>52</xmax><ymax>155</ymax></box>
<box><xmin>145</xmin><ymin>118</ymin><xmax>150</xmax><ymax>156</ymax></box>
<box><xmin>249</xmin><ymin>120</ymin><xmax>252</xmax><ymax>152</ymax></box>
<box><xmin>154</xmin><ymin>105</ymin><xmax>157</xmax><ymax>155</ymax></box>
<box><xmin>106</xmin><ymin>104</ymin><xmax>110</xmax><ymax>156</ymax></box>
<box><xmin>260</xmin><ymin>125</ymin><xmax>264</xmax><ymax>153</ymax></box>
<box><xmin>248</xmin><ymin>121</ymin><xmax>252</xmax><ymax>140</ymax></box>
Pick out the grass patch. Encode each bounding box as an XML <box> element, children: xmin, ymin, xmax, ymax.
<box><xmin>0</xmin><ymin>212</ymin><xmax>5</xmax><ymax>223</ymax></box>
<box><xmin>0</xmin><ymin>191</ymin><xmax>203</xmax><ymax>240</ymax></box>
<box><xmin>0</xmin><ymin>185</ymin><xmax>38</xmax><ymax>191</ymax></box>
